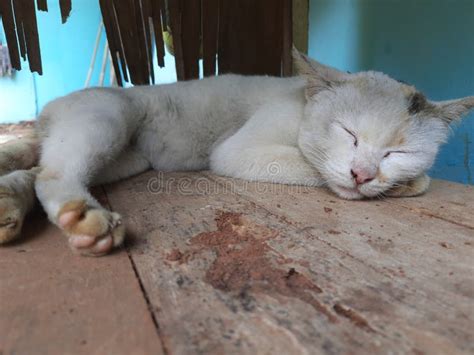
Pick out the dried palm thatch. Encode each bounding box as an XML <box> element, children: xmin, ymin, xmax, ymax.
<box><xmin>0</xmin><ymin>0</ymin><xmax>72</xmax><ymax>74</ymax></box>
<box><xmin>1</xmin><ymin>0</ymin><xmax>295</xmax><ymax>85</ymax></box>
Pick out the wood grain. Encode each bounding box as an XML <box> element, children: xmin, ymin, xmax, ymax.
<box><xmin>385</xmin><ymin>179</ymin><xmax>474</xmax><ymax>229</ymax></box>
<box><xmin>181</xmin><ymin>0</ymin><xmax>201</xmax><ymax>80</ymax></box>
<box><xmin>0</xmin><ymin>210</ymin><xmax>164</xmax><ymax>355</ymax></box>
<box><xmin>104</xmin><ymin>171</ymin><xmax>474</xmax><ymax>354</ymax></box>
<box><xmin>217</xmin><ymin>0</ymin><xmax>289</xmax><ymax>77</ymax></box>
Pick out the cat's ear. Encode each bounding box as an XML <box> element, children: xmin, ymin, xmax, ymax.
<box><xmin>431</xmin><ymin>96</ymin><xmax>474</xmax><ymax>123</ymax></box>
<box><xmin>292</xmin><ymin>47</ymin><xmax>349</xmax><ymax>99</ymax></box>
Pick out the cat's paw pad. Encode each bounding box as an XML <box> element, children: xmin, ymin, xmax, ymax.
<box><xmin>57</xmin><ymin>200</ymin><xmax>125</xmax><ymax>256</ymax></box>
<box><xmin>0</xmin><ymin>190</ymin><xmax>24</xmax><ymax>244</ymax></box>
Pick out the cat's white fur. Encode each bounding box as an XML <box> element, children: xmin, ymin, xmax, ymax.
<box><xmin>0</xmin><ymin>50</ymin><xmax>472</xmax><ymax>255</ymax></box>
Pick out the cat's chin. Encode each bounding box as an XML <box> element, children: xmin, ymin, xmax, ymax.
<box><xmin>329</xmin><ymin>185</ymin><xmax>365</xmax><ymax>200</ymax></box>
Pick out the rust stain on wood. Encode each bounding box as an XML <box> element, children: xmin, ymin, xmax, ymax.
<box><xmin>183</xmin><ymin>211</ymin><xmax>337</xmax><ymax>322</ymax></box>
<box><xmin>100</xmin><ymin>171</ymin><xmax>474</xmax><ymax>353</ymax></box>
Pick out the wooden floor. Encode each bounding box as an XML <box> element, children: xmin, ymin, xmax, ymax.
<box><xmin>1</xmin><ymin>171</ymin><xmax>473</xmax><ymax>355</ymax></box>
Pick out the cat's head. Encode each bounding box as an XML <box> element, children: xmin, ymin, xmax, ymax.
<box><xmin>294</xmin><ymin>49</ymin><xmax>474</xmax><ymax>199</ymax></box>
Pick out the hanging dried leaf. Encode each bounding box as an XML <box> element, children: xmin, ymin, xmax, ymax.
<box><xmin>0</xmin><ymin>0</ymin><xmax>294</xmax><ymax>82</ymax></box>
<box><xmin>0</xmin><ymin>1</ymin><xmax>21</xmax><ymax>70</ymax></box>
<box><xmin>59</xmin><ymin>0</ymin><xmax>72</xmax><ymax>24</ymax></box>
<box><xmin>37</xmin><ymin>0</ymin><xmax>48</xmax><ymax>11</ymax></box>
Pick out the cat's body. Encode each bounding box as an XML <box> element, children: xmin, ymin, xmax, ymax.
<box><xmin>61</xmin><ymin>74</ymin><xmax>305</xmax><ymax>174</ymax></box>
<box><xmin>0</xmin><ymin>51</ymin><xmax>472</xmax><ymax>255</ymax></box>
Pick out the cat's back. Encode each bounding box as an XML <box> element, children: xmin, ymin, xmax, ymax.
<box><xmin>127</xmin><ymin>74</ymin><xmax>303</xmax><ymax>117</ymax></box>
<box><xmin>127</xmin><ymin>74</ymin><xmax>304</xmax><ymax>171</ymax></box>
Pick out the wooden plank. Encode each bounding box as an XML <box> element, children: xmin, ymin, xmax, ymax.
<box><xmin>140</xmin><ymin>0</ymin><xmax>155</xmax><ymax>84</ymax></box>
<box><xmin>385</xmin><ymin>179</ymin><xmax>474</xmax><ymax>229</ymax></box>
<box><xmin>257</xmin><ymin>0</ymin><xmax>283</xmax><ymax>76</ymax></box>
<box><xmin>201</xmin><ymin>0</ymin><xmax>218</xmax><ymax>76</ymax></box>
<box><xmin>218</xmin><ymin>0</ymin><xmax>259</xmax><ymax>75</ymax></box>
<box><xmin>217</xmin><ymin>0</ymin><xmax>285</xmax><ymax>77</ymax></box>
<box><xmin>150</xmin><ymin>0</ymin><xmax>165</xmax><ymax>68</ymax></box>
<box><xmin>132</xmin><ymin>0</ymin><xmax>150</xmax><ymax>84</ymax></box>
<box><xmin>282</xmin><ymin>0</ymin><xmax>293</xmax><ymax>76</ymax></box>
<box><xmin>168</xmin><ymin>0</ymin><xmax>186</xmax><ymax>81</ymax></box>
<box><xmin>112</xmin><ymin>0</ymin><xmax>148</xmax><ymax>85</ymax></box>
<box><xmin>292</xmin><ymin>0</ymin><xmax>309</xmax><ymax>54</ymax></box>
<box><xmin>181</xmin><ymin>0</ymin><xmax>201</xmax><ymax>79</ymax></box>
<box><xmin>205</xmin><ymin>173</ymin><xmax>474</xmax><ymax>295</ymax></box>
<box><xmin>0</xmin><ymin>209</ymin><xmax>164</xmax><ymax>354</ymax></box>
<box><xmin>159</xmin><ymin>0</ymin><xmax>167</xmax><ymax>29</ymax></box>
<box><xmin>105</xmin><ymin>171</ymin><xmax>474</xmax><ymax>354</ymax></box>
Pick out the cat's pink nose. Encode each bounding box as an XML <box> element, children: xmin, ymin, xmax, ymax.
<box><xmin>351</xmin><ymin>168</ymin><xmax>375</xmax><ymax>185</ymax></box>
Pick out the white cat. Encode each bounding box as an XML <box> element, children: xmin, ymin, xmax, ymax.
<box><xmin>0</xmin><ymin>50</ymin><xmax>472</xmax><ymax>256</ymax></box>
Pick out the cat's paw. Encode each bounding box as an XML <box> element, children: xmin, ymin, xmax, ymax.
<box><xmin>57</xmin><ymin>200</ymin><xmax>125</xmax><ymax>256</ymax></box>
<box><xmin>386</xmin><ymin>174</ymin><xmax>431</xmax><ymax>198</ymax></box>
<box><xmin>0</xmin><ymin>189</ymin><xmax>25</xmax><ymax>244</ymax></box>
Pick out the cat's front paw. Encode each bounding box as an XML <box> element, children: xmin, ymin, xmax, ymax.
<box><xmin>57</xmin><ymin>200</ymin><xmax>125</xmax><ymax>256</ymax></box>
<box><xmin>0</xmin><ymin>189</ymin><xmax>25</xmax><ymax>244</ymax></box>
<box><xmin>386</xmin><ymin>174</ymin><xmax>431</xmax><ymax>198</ymax></box>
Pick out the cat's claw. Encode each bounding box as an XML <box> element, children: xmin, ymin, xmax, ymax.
<box><xmin>57</xmin><ymin>200</ymin><xmax>125</xmax><ymax>256</ymax></box>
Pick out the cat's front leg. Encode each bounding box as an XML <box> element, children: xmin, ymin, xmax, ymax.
<box><xmin>210</xmin><ymin>144</ymin><xmax>323</xmax><ymax>186</ymax></box>
<box><xmin>385</xmin><ymin>174</ymin><xmax>431</xmax><ymax>197</ymax></box>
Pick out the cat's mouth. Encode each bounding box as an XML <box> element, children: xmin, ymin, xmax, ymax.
<box><xmin>331</xmin><ymin>184</ymin><xmax>364</xmax><ymax>200</ymax></box>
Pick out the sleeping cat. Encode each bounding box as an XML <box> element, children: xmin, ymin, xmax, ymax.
<box><xmin>0</xmin><ymin>49</ymin><xmax>472</xmax><ymax>256</ymax></box>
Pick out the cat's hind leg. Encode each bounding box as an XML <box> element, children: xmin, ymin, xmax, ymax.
<box><xmin>36</xmin><ymin>111</ymin><xmax>148</xmax><ymax>256</ymax></box>
<box><xmin>0</xmin><ymin>168</ymin><xmax>39</xmax><ymax>244</ymax></box>
<box><xmin>0</xmin><ymin>132</ymin><xmax>40</xmax><ymax>244</ymax></box>
<box><xmin>0</xmin><ymin>135</ymin><xmax>39</xmax><ymax>176</ymax></box>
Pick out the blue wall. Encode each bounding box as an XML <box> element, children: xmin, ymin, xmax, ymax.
<box><xmin>309</xmin><ymin>0</ymin><xmax>474</xmax><ymax>184</ymax></box>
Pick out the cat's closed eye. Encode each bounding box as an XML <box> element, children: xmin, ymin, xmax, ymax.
<box><xmin>384</xmin><ymin>150</ymin><xmax>407</xmax><ymax>158</ymax></box>
<box><xmin>343</xmin><ymin>127</ymin><xmax>358</xmax><ymax>147</ymax></box>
